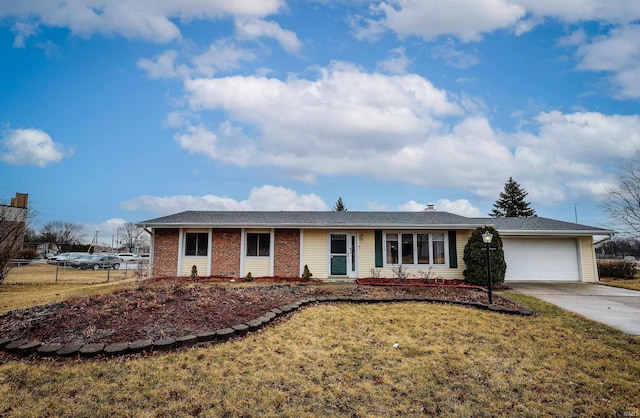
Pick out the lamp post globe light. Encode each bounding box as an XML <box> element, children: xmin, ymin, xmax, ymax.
<box><xmin>482</xmin><ymin>230</ymin><xmax>494</xmax><ymax>305</ymax></box>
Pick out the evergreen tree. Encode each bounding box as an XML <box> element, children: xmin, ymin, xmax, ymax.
<box><xmin>490</xmin><ymin>177</ymin><xmax>536</xmax><ymax>218</ymax></box>
<box><xmin>333</xmin><ymin>197</ymin><xmax>347</xmax><ymax>212</ymax></box>
<box><xmin>463</xmin><ymin>226</ymin><xmax>507</xmax><ymax>286</ymax></box>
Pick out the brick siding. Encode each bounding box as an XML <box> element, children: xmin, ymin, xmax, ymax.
<box><xmin>152</xmin><ymin>229</ymin><xmax>179</xmax><ymax>277</ymax></box>
<box><xmin>273</xmin><ymin>229</ymin><xmax>300</xmax><ymax>278</ymax></box>
<box><xmin>211</xmin><ymin>229</ymin><xmax>241</xmax><ymax>278</ymax></box>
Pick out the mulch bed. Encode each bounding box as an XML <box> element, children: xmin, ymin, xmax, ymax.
<box><xmin>0</xmin><ymin>279</ymin><xmax>531</xmax><ymax>350</ymax></box>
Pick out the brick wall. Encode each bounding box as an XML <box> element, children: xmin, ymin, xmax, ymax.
<box><xmin>211</xmin><ymin>229</ymin><xmax>241</xmax><ymax>278</ymax></box>
<box><xmin>152</xmin><ymin>228</ymin><xmax>179</xmax><ymax>277</ymax></box>
<box><xmin>274</xmin><ymin>229</ymin><xmax>300</xmax><ymax>278</ymax></box>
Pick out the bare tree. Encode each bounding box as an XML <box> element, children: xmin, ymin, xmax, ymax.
<box><xmin>605</xmin><ymin>158</ymin><xmax>640</xmax><ymax>236</ymax></box>
<box><xmin>0</xmin><ymin>203</ymin><xmax>28</xmax><ymax>283</ymax></box>
<box><xmin>118</xmin><ymin>222</ymin><xmax>146</xmax><ymax>252</ymax></box>
<box><xmin>39</xmin><ymin>221</ymin><xmax>83</xmax><ymax>253</ymax></box>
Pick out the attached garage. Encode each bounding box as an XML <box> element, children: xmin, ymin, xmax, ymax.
<box><xmin>502</xmin><ymin>237</ymin><xmax>580</xmax><ymax>282</ymax></box>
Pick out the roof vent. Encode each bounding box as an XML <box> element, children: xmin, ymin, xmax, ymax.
<box><xmin>425</xmin><ymin>204</ymin><xmax>435</xmax><ymax>211</ymax></box>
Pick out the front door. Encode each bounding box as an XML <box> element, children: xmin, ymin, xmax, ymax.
<box><xmin>330</xmin><ymin>233</ymin><xmax>357</xmax><ymax>278</ymax></box>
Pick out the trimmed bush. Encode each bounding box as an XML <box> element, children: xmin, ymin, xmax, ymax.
<box><xmin>245</xmin><ymin>272</ymin><xmax>253</xmax><ymax>282</ymax></box>
<box><xmin>597</xmin><ymin>260</ymin><xmax>636</xmax><ymax>280</ymax></box>
<box><xmin>463</xmin><ymin>226</ymin><xmax>506</xmax><ymax>286</ymax></box>
<box><xmin>302</xmin><ymin>265</ymin><xmax>313</xmax><ymax>280</ymax></box>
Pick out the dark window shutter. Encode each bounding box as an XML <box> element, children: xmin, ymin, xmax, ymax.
<box><xmin>448</xmin><ymin>231</ymin><xmax>457</xmax><ymax>268</ymax></box>
<box><xmin>375</xmin><ymin>230</ymin><xmax>383</xmax><ymax>267</ymax></box>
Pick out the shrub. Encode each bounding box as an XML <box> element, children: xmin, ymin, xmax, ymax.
<box><xmin>190</xmin><ymin>265</ymin><xmax>197</xmax><ymax>279</ymax></box>
<box><xmin>245</xmin><ymin>272</ymin><xmax>253</xmax><ymax>282</ymax></box>
<box><xmin>301</xmin><ymin>265</ymin><xmax>312</xmax><ymax>280</ymax></box>
<box><xmin>597</xmin><ymin>260</ymin><xmax>636</xmax><ymax>280</ymax></box>
<box><xmin>463</xmin><ymin>226</ymin><xmax>506</xmax><ymax>286</ymax></box>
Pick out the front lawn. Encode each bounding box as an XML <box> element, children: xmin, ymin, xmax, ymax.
<box><xmin>1</xmin><ymin>293</ymin><xmax>639</xmax><ymax>417</ymax></box>
<box><xmin>600</xmin><ymin>277</ymin><xmax>640</xmax><ymax>291</ymax></box>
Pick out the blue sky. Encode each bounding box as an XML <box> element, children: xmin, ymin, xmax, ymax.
<box><xmin>1</xmin><ymin>0</ymin><xmax>639</xmax><ymax>245</ymax></box>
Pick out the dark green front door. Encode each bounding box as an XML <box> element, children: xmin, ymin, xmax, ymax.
<box><xmin>330</xmin><ymin>234</ymin><xmax>347</xmax><ymax>275</ymax></box>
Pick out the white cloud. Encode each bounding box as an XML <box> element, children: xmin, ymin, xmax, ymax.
<box><xmin>399</xmin><ymin>199</ymin><xmax>484</xmax><ymax>217</ymax></box>
<box><xmin>120</xmin><ymin>185</ymin><xmax>328</xmax><ymax>215</ymax></box>
<box><xmin>138</xmin><ymin>41</ymin><xmax>258</xmax><ymax>80</ymax></box>
<box><xmin>235</xmin><ymin>17</ymin><xmax>302</xmax><ymax>53</ymax></box>
<box><xmin>0</xmin><ymin>128</ymin><xmax>72</xmax><ymax>167</ymax></box>
<box><xmin>431</xmin><ymin>39</ymin><xmax>479</xmax><ymax>69</ymax></box>
<box><xmin>571</xmin><ymin>24</ymin><xmax>640</xmax><ymax>99</ymax></box>
<box><xmin>172</xmin><ymin>63</ymin><xmax>639</xmax><ymax>207</ymax></box>
<box><xmin>191</xmin><ymin>40</ymin><xmax>258</xmax><ymax>77</ymax></box>
<box><xmin>361</xmin><ymin>0</ymin><xmax>526</xmax><ymax>42</ymax></box>
<box><xmin>11</xmin><ymin>21</ymin><xmax>38</xmax><ymax>47</ymax></box>
<box><xmin>514</xmin><ymin>0</ymin><xmax>640</xmax><ymax>24</ymax></box>
<box><xmin>137</xmin><ymin>50</ymin><xmax>185</xmax><ymax>79</ymax></box>
<box><xmin>377</xmin><ymin>47</ymin><xmax>412</xmax><ymax>74</ymax></box>
<box><xmin>1</xmin><ymin>0</ymin><xmax>285</xmax><ymax>44</ymax></box>
<box><xmin>359</xmin><ymin>1</ymin><xmax>640</xmax><ymax>43</ymax></box>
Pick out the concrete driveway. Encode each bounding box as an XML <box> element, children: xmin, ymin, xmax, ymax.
<box><xmin>507</xmin><ymin>282</ymin><xmax>640</xmax><ymax>336</ymax></box>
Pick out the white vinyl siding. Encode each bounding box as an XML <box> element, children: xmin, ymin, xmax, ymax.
<box><xmin>181</xmin><ymin>257</ymin><xmax>209</xmax><ymax>277</ymax></box>
<box><xmin>579</xmin><ymin>236</ymin><xmax>599</xmax><ymax>283</ymax></box>
<box><xmin>243</xmin><ymin>257</ymin><xmax>271</xmax><ymax>277</ymax></box>
<box><xmin>503</xmin><ymin>237</ymin><xmax>580</xmax><ymax>282</ymax></box>
<box><xmin>179</xmin><ymin>229</ymin><xmax>210</xmax><ymax>276</ymax></box>
<box><xmin>357</xmin><ymin>231</ymin><xmax>376</xmax><ymax>277</ymax></box>
<box><xmin>302</xmin><ymin>229</ymin><xmax>328</xmax><ymax>279</ymax></box>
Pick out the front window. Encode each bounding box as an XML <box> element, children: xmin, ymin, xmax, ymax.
<box><xmin>402</xmin><ymin>234</ymin><xmax>414</xmax><ymax>264</ymax></box>
<box><xmin>386</xmin><ymin>234</ymin><xmax>398</xmax><ymax>264</ymax></box>
<box><xmin>185</xmin><ymin>232</ymin><xmax>208</xmax><ymax>256</ymax></box>
<box><xmin>384</xmin><ymin>231</ymin><xmax>447</xmax><ymax>266</ymax></box>
<box><xmin>432</xmin><ymin>234</ymin><xmax>445</xmax><ymax>264</ymax></box>
<box><xmin>247</xmin><ymin>233</ymin><xmax>270</xmax><ymax>256</ymax></box>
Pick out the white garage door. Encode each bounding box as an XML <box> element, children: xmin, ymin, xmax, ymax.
<box><xmin>502</xmin><ymin>238</ymin><xmax>580</xmax><ymax>282</ymax></box>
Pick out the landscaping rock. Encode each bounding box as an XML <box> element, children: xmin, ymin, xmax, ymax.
<box><xmin>154</xmin><ymin>338</ymin><xmax>176</xmax><ymax>351</ymax></box>
<box><xmin>16</xmin><ymin>341</ymin><xmax>42</xmax><ymax>356</ymax></box>
<box><xmin>0</xmin><ymin>337</ymin><xmax>12</xmax><ymax>349</ymax></box>
<box><xmin>263</xmin><ymin>311</ymin><xmax>277</xmax><ymax>320</ymax></box>
<box><xmin>5</xmin><ymin>339</ymin><xmax>29</xmax><ymax>352</ymax></box>
<box><xmin>232</xmin><ymin>324</ymin><xmax>249</xmax><ymax>335</ymax></box>
<box><xmin>215</xmin><ymin>328</ymin><xmax>235</xmax><ymax>340</ymax></box>
<box><xmin>104</xmin><ymin>342</ymin><xmax>129</xmax><ymax>355</ymax></box>
<box><xmin>129</xmin><ymin>340</ymin><xmax>153</xmax><ymax>353</ymax></box>
<box><xmin>196</xmin><ymin>331</ymin><xmax>218</xmax><ymax>343</ymax></box>
<box><xmin>38</xmin><ymin>343</ymin><xmax>63</xmax><ymax>357</ymax></box>
<box><xmin>175</xmin><ymin>335</ymin><xmax>197</xmax><ymax>347</ymax></box>
<box><xmin>80</xmin><ymin>343</ymin><xmax>106</xmax><ymax>357</ymax></box>
<box><xmin>270</xmin><ymin>308</ymin><xmax>283</xmax><ymax>315</ymax></box>
<box><xmin>57</xmin><ymin>343</ymin><xmax>83</xmax><ymax>357</ymax></box>
<box><xmin>246</xmin><ymin>319</ymin><xmax>263</xmax><ymax>330</ymax></box>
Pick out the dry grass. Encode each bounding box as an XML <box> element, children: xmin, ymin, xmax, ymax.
<box><xmin>1</xmin><ymin>262</ymin><xmax>136</xmax><ymax>314</ymax></box>
<box><xmin>1</xmin><ymin>293</ymin><xmax>639</xmax><ymax>417</ymax></box>
<box><xmin>600</xmin><ymin>277</ymin><xmax>640</xmax><ymax>291</ymax></box>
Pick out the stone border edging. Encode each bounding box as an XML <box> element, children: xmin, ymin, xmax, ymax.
<box><xmin>0</xmin><ymin>296</ymin><xmax>534</xmax><ymax>359</ymax></box>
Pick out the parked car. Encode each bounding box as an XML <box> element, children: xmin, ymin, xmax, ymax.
<box><xmin>115</xmin><ymin>253</ymin><xmax>140</xmax><ymax>262</ymax></box>
<box><xmin>47</xmin><ymin>252</ymin><xmax>90</xmax><ymax>265</ymax></box>
<box><xmin>73</xmin><ymin>254</ymin><xmax>121</xmax><ymax>270</ymax></box>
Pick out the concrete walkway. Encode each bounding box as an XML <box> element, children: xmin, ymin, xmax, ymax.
<box><xmin>507</xmin><ymin>282</ymin><xmax>640</xmax><ymax>336</ymax></box>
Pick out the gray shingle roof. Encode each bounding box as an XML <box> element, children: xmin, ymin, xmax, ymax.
<box><xmin>138</xmin><ymin>211</ymin><xmax>613</xmax><ymax>235</ymax></box>
<box><xmin>138</xmin><ymin>210</ymin><xmax>481</xmax><ymax>229</ymax></box>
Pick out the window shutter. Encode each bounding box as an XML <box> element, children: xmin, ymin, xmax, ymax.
<box><xmin>375</xmin><ymin>230</ymin><xmax>383</xmax><ymax>267</ymax></box>
<box><xmin>448</xmin><ymin>231</ymin><xmax>457</xmax><ymax>268</ymax></box>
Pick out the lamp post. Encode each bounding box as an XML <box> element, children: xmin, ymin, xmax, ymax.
<box><xmin>482</xmin><ymin>230</ymin><xmax>493</xmax><ymax>305</ymax></box>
